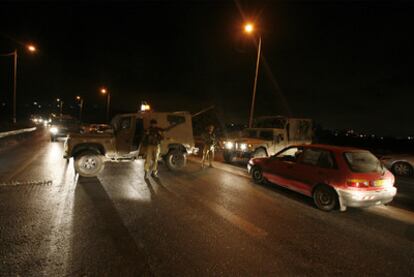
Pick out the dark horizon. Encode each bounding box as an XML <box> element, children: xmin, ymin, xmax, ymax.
<box><xmin>1</xmin><ymin>1</ymin><xmax>413</xmax><ymax>136</ymax></box>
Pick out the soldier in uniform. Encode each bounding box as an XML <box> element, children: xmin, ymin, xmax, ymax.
<box><xmin>143</xmin><ymin>119</ymin><xmax>164</xmax><ymax>178</ymax></box>
<box><xmin>201</xmin><ymin>125</ymin><xmax>216</xmax><ymax>168</ymax></box>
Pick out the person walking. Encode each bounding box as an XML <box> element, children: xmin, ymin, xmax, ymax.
<box><xmin>143</xmin><ymin>119</ymin><xmax>163</xmax><ymax>178</ymax></box>
<box><xmin>201</xmin><ymin>125</ymin><xmax>216</xmax><ymax>168</ymax></box>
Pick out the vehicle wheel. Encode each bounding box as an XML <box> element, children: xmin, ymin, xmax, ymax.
<box><xmin>74</xmin><ymin>151</ymin><xmax>104</xmax><ymax>177</ymax></box>
<box><xmin>313</xmin><ymin>185</ymin><xmax>338</xmax><ymax>212</ymax></box>
<box><xmin>166</xmin><ymin>150</ymin><xmax>187</xmax><ymax>171</ymax></box>
<box><xmin>251</xmin><ymin>166</ymin><xmax>265</xmax><ymax>184</ymax></box>
<box><xmin>391</xmin><ymin>162</ymin><xmax>413</xmax><ymax>177</ymax></box>
<box><xmin>223</xmin><ymin>151</ymin><xmax>235</xmax><ymax>163</ymax></box>
<box><xmin>252</xmin><ymin>148</ymin><xmax>267</xmax><ymax>159</ymax></box>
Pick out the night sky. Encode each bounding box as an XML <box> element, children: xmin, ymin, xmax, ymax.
<box><xmin>0</xmin><ymin>0</ymin><xmax>413</xmax><ymax>136</ymax></box>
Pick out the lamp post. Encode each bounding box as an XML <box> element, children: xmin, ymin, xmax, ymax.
<box><xmin>244</xmin><ymin>23</ymin><xmax>262</xmax><ymax>128</ymax></box>
<box><xmin>76</xmin><ymin>96</ymin><xmax>84</xmax><ymax>121</ymax></box>
<box><xmin>0</xmin><ymin>44</ymin><xmax>36</xmax><ymax>124</ymax></box>
<box><xmin>57</xmin><ymin>98</ymin><xmax>63</xmax><ymax>118</ymax></box>
<box><xmin>100</xmin><ymin>88</ymin><xmax>111</xmax><ymax>121</ymax></box>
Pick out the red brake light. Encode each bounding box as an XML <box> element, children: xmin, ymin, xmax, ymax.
<box><xmin>346</xmin><ymin>179</ymin><xmax>369</xmax><ymax>188</ymax></box>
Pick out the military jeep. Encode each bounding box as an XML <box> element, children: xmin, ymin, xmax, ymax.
<box><xmin>64</xmin><ymin>111</ymin><xmax>197</xmax><ymax>177</ymax></box>
<box><xmin>222</xmin><ymin>116</ymin><xmax>312</xmax><ymax>163</ymax></box>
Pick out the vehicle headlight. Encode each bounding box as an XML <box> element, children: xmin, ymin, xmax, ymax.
<box><xmin>240</xmin><ymin>143</ymin><xmax>247</xmax><ymax>150</ymax></box>
<box><xmin>50</xmin><ymin>127</ymin><xmax>58</xmax><ymax>134</ymax></box>
<box><xmin>225</xmin><ymin>141</ymin><xmax>234</xmax><ymax>149</ymax></box>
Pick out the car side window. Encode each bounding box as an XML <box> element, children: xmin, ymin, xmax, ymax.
<box><xmin>167</xmin><ymin>115</ymin><xmax>185</xmax><ymax>125</ymax></box>
<box><xmin>120</xmin><ymin>117</ymin><xmax>131</xmax><ymax>129</ymax></box>
<box><xmin>301</xmin><ymin>149</ymin><xmax>321</xmax><ymax>166</ymax></box>
<box><xmin>259</xmin><ymin>130</ymin><xmax>273</xmax><ymax>140</ymax></box>
<box><xmin>275</xmin><ymin>147</ymin><xmax>302</xmax><ymax>162</ymax></box>
<box><xmin>318</xmin><ymin>151</ymin><xmax>335</xmax><ymax>169</ymax></box>
<box><xmin>301</xmin><ymin>148</ymin><xmax>335</xmax><ymax>169</ymax></box>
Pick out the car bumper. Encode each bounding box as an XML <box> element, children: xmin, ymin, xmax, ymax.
<box><xmin>247</xmin><ymin>162</ymin><xmax>253</xmax><ymax>173</ymax></box>
<box><xmin>337</xmin><ymin>187</ymin><xmax>397</xmax><ymax>209</ymax></box>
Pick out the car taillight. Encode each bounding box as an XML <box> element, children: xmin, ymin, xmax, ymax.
<box><xmin>346</xmin><ymin>179</ymin><xmax>370</xmax><ymax>188</ymax></box>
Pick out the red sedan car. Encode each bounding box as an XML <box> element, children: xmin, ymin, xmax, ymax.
<box><xmin>247</xmin><ymin>144</ymin><xmax>397</xmax><ymax>211</ymax></box>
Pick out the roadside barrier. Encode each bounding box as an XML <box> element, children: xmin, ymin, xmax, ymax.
<box><xmin>0</xmin><ymin>127</ymin><xmax>37</xmax><ymax>139</ymax></box>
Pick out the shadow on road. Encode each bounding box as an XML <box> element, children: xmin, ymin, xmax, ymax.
<box><xmin>71</xmin><ymin>177</ymin><xmax>150</xmax><ymax>275</ymax></box>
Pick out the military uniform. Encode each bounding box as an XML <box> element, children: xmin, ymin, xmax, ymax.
<box><xmin>143</xmin><ymin>124</ymin><xmax>164</xmax><ymax>177</ymax></box>
<box><xmin>201</xmin><ymin>128</ymin><xmax>216</xmax><ymax>168</ymax></box>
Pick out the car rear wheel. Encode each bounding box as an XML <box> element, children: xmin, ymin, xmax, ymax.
<box><xmin>313</xmin><ymin>185</ymin><xmax>338</xmax><ymax>212</ymax></box>
<box><xmin>391</xmin><ymin>162</ymin><xmax>413</xmax><ymax>177</ymax></box>
<box><xmin>166</xmin><ymin>150</ymin><xmax>187</xmax><ymax>171</ymax></box>
<box><xmin>251</xmin><ymin>166</ymin><xmax>265</xmax><ymax>184</ymax></box>
<box><xmin>74</xmin><ymin>151</ymin><xmax>104</xmax><ymax>177</ymax></box>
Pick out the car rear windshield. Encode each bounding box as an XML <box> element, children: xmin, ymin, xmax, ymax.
<box><xmin>344</xmin><ymin>151</ymin><xmax>382</xmax><ymax>173</ymax></box>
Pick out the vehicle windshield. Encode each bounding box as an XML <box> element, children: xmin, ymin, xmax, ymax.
<box><xmin>344</xmin><ymin>151</ymin><xmax>383</xmax><ymax>173</ymax></box>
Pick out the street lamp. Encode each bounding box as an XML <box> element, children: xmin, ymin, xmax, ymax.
<box><xmin>100</xmin><ymin>88</ymin><xmax>111</xmax><ymax>121</ymax></box>
<box><xmin>0</xmin><ymin>43</ymin><xmax>37</xmax><ymax>124</ymax></box>
<box><xmin>244</xmin><ymin>22</ymin><xmax>262</xmax><ymax>128</ymax></box>
<box><xmin>76</xmin><ymin>96</ymin><xmax>84</xmax><ymax>121</ymax></box>
<box><xmin>56</xmin><ymin>98</ymin><xmax>63</xmax><ymax>117</ymax></box>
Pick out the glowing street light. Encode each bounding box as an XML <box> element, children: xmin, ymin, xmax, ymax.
<box><xmin>27</xmin><ymin>44</ymin><xmax>37</xmax><ymax>52</ymax></box>
<box><xmin>56</xmin><ymin>98</ymin><xmax>63</xmax><ymax>117</ymax></box>
<box><xmin>100</xmin><ymin>87</ymin><xmax>111</xmax><ymax>121</ymax></box>
<box><xmin>141</xmin><ymin>101</ymin><xmax>151</xmax><ymax>112</ymax></box>
<box><xmin>244</xmin><ymin>23</ymin><xmax>254</xmax><ymax>33</ymax></box>
<box><xmin>0</xmin><ymin>43</ymin><xmax>37</xmax><ymax>124</ymax></box>
<box><xmin>243</xmin><ymin>22</ymin><xmax>262</xmax><ymax>128</ymax></box>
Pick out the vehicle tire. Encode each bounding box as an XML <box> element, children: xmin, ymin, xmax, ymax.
<box><xmin>251</xmin><ymin>165</ymin><xmax>265</xmax><ymax>184</ymax></box>
<box><xmin>74</xmin><ymin>151</ymin><xmax>105</xmax><ymax>177</ymax></box>
<box><xmin>391</xmin><ymin>162</ymin><xmax>413</xmax><ymax>177</ymax></box>
<box><xmin>251</xmin><ymin>148</ymin><xmax>267</xmax><ymax>159</ymax></box>
<box><xmin>313</xmin><ymin>185</ymin><xmax>338</xmax><ymax>212</ymax></box>
<box><xmin>223</xmin><ymin>151</ymin><xmax>235</xmax><ymax>163</ymax></box>
<box><xmin>165</xmin><ymin>150</ymin><xmax>187</xmax><ymax>171</ymax></box>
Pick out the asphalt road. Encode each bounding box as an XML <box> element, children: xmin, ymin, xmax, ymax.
<box><xmin>1</xmin><ymin>130</ymin><xmax>413</xmax><ymax>276</ymax></box>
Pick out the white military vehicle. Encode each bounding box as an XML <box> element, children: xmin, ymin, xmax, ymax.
<box><xmin>222</xmin><ymin>116</ymin><xmax>313</xmax><ymax>162</ymax></box>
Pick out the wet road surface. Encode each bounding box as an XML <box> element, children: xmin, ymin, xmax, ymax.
<box><xmin>1</xmin><ymin>130</ymin><xmax>414</xmax><ymax>276</ymax></box>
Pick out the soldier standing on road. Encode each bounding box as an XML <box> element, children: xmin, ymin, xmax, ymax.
<box><xmin>143</xmin><ymin>119</ymin><xmax>164</xmax><ymax>178</ymax></box>
<box><xmin>201</xmin><ymin>125</ymin><xmax>216</xmax><ymax>168</ymax></box>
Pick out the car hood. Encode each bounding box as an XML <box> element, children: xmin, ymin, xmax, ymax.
<box><xmin>68</xmin><ymin>132</ymin><xmax>114</xmax><ymax>140</ymax></box>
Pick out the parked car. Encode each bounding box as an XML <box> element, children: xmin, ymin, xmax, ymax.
<box><xmin>380</xmin><ymin>154</ymin><xmax>414</xmax><ymax>177</ymax></box>
<box><xmin>247</xmin><ymin>144</ymin><xmax>397</xmax><ymax>211</ymax></box>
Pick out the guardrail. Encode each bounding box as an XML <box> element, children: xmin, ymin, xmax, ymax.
<box><xmin>0</xmin><ymin>127</ymin><xmax>37</xmax><ymax>139</ymax></box>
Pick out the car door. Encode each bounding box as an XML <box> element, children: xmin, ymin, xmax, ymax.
<box><xmin>115</xmin><ymin>115</ymin><xmax>135</xmax><ymax>155</ymax></box>
<box><xmin>288</xmin><ymin>148</ymin><xmax>337</xmax><ymax>196</ymax></box>
<box><xmin>262</xmin><ymin>146</ymin><xmax>303</xmax><ymax>188</ymax></box>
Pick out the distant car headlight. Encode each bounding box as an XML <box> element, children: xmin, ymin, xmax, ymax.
<box><xmin>50</xmin><ymin>127</ymin><xmax>58</xmax><ymax>134</ymax></box>
<box><xmin>225</xmin><ymin>141</ymin><xmax>234</xmax><ymax>149</ymax></box>
<box><xmin>240</xmin><ymin>143</ymin><xmax>247</xmax><ymax>150</ymax></box>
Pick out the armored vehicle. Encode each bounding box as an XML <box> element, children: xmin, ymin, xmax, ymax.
<box><xmin>64</xmin><ymin>111</ymin><xmax>197</xmax><ymax>177</ymax></box>
<box><xmin>222</xmin><ymin>116</ymin><xmax>312</xmax><ymax>162</ymax></box>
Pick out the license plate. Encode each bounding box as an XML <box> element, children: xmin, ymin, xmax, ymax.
<box><xmin>374</xmin><ymin>180</ymin><xmax>386</xmax><ymax>187</ymax></box>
